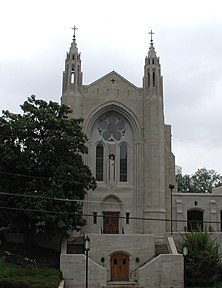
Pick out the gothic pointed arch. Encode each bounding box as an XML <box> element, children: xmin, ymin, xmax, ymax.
<box><xmin>83</xmin><ymin>100</ymin><xmax>142</xmax><ymax>141</ymax></box>
<box><xmin>84</xmin><ymin>101</ymin><xmax>142</xmax><ymax>187</ymax></box>
<box><xmin>101</xmin><ymin>194</ymin><xmax>122</xmax><ymax>212</ymax></box>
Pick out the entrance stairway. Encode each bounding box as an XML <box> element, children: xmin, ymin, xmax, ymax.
<box><xmin>155</xmin><ymin>243</ymin><xmax>169</xmax><ymax>256</ymax></box>
<box><xmin>67</xmin><ymin>236</ymin><xmax>84</xmax><ymax>254</ymax></box>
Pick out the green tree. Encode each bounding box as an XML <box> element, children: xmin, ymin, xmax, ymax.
<box><xmin>0</xmin><ymin>96</ymin><xmax>96</xmax><ymax>251</ymax></box>
<box><xmin>176</xmin><ymin>168</ymin><xmax>221</xmax><ymax>193</ymax></box>
<box><xmin>180</xmin><ymin>230</ymin><xmax>221</xmax><ymax>287</ymax></box>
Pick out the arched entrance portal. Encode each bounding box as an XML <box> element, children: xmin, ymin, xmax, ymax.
<box><xmin>187</xmin><ymin>210</ymin><xmax>203</xmax><ymax>231</ymax></box>
<box><xmin>111</xmin><ymin>252</ymin><xmax>129</xmax><ymax>281</ymax></box>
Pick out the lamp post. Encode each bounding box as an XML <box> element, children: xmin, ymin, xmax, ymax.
<box><xmin>183</xmin><ymin>243</ymin><xmax>188</xmax><ymax>288</ymax></box>
<box><xmin>85</xmin><ymin>235</ymin><xmax>90</xmax><ymax>288</ymax></box>
<box><xmin>169</xmin><ymin>184</ymin><xmax>175</xmax><ymax>235</ymax></box>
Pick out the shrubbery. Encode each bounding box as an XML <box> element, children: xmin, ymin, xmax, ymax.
<box><xmin>180</xmin><ymin>230</ymin><xmax>221</xmax><ymax>287</ymax></box>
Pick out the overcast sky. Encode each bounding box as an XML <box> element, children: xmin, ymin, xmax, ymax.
<box><xmin>1</xmin><ymin>0</ymin><xmax>222</xmax><ymax>176</ymax></box>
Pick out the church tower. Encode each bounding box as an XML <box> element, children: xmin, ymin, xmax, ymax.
<box><xmin>61</xmin><ymin>26</ymin><xmax>83</xmax><ymax>118</ymax></box>
<box><xmin>142</xmin><ymin>31</ymin><xmax>168</xmax><ymax>234</ymax></box>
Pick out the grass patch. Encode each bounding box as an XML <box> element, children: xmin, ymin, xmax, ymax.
<box><xmin>0</xmin><ymin>243</ymin><xmax>61</xmax><ymax>288</ymax></box>
<box><xmin>0</xmin><ymin>276</ymin><xmax>60</xmax><ymax>288</ymax></box>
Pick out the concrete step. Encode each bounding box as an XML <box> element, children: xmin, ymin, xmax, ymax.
<box><xmin>155</xmin><ymin>243</ymin><xmax>169</xmax><ymax>256</ymax></box>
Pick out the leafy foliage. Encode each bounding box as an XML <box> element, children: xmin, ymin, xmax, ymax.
<box><xmin>179</xmin><ymin>230</ymin><xmax>221</xmax><ymax>287</ymax></box>
<box><xmin>0</xmin><ymin>96</ymin><xmax>96</xmax><ymax>248</ymax></box>
<box><xmin>176</xmin><ymin>168</ymin><xmax>221</xmax><ymax>193</ymax></box>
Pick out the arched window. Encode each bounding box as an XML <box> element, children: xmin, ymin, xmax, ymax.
<box><xmin>96</xmin><ymin>143</ymin><xmax>104</xmax><ymax>181</ymax></box>
<box><xmin>120</xmin><ymin>143</ymin><xmax>127</xmax><ymax>182</ymax></box>
<box><xmin>71</xmin><ymin>64</ymin><xmax>75</xmax><ymax>84</ymax></box>
<box><xmin>71</xmin><ymin>72</ymin><xmax>75</xmax><ymax>84</ymax></box>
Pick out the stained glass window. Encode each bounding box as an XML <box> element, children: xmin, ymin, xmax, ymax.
<box><xmin>96</xmin><ymin>143</ymin><xmax>104</xmax><ymax>181</ymax></box>
<box><xmin>120</xmin><ymin>143</ymin><xmax>127</xmax><ymax>182</ymax></box>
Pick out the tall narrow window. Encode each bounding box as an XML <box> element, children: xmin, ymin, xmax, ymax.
<box><xmin>148</xmin><ymin>72</ymin><xmax>150</xmax><ymax>87</ymax></box>
<box><xmin>96</xmin><ymin>143</ymin><xmax>104</xmax><ymax>181</ymax></box>
<box><xmin>71</xmin><ymin>64</ymin><xmax>75</xmax><ymax>84</ymax></box>
<box><xmin>93</xmin><ymin>212</ymin><xmax>97</xmax><ymax>224</ymax></box>
<box><xmin>153</xmin><ymin>72</ymin><xmax>155</xmax><ymax>87</ymax></box>
<box><xmin>126</xmin><ymin>212</ymin><xmax>130</xmax><ymax>224</ymax></box>
<box><xmin>71</xmin><ymin>72</ymin><xmax>75</xmax><ymax>84</ymax></box>
<box><xmin>120</xmin><ymin>143</ymin><xmax>127</xmax><ymax>182</ymax></box>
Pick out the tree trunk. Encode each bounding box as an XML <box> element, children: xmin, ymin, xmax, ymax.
<box><xmin>23</xmin><ymin>220</ymin><xmax>35</xmax><ymax>257</ymax></box>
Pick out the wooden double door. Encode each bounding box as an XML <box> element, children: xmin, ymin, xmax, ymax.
<box><xmin>111</xmin><ymin>252</ymin><xmax>129</xmax><ymax>281</ymax></box>
<box><xmin>103</xmin><ymin>212</ymin><xmax>119</xmax><ymax>234</ymax></box>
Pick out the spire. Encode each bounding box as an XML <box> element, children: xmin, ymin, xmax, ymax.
<box><xmin>143</xmin><ymin>30</ymin><xmax>162</xmax><ymax>94</ymax></box>
<box><xmin>62</xmin><ymin>26</ymin><xmax>83</xmax><ymax>96</ymax></box>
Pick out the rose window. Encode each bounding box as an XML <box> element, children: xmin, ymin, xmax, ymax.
<box><xmin>98</xmin><ymin>115</ymin><xmax>126</xmax><ymax>141</ymax></box>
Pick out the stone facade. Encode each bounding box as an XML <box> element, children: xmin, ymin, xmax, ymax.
<box><xmin>61</xmin><ymin>34</ymin><xmax>175</xmax><ymax>236</ymax></box>
<box><xmin>60</xmin><ymin>32</ymin><xmax>182</xmax><ymax>288</ymax></box>
<box><xmin>173</xmin><ymin>186</ymin><xmax>222</xmax><ymax>234</ymax></box>
<box><xmin>60</xmin><ymin>235</ymin><xmax>183</xmax><ymax>288</ymax></box>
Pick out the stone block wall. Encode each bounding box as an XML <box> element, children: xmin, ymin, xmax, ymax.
<box><xmin>137</xmin><ymin>254</ymin><xmax>183</xmax><ymax>288</ymax></box>
<box><xmin>88</xmin><ymin>234</ymin><xmax>155</xmax><ymax>266</ymax></box>
<box><xmin>60</xmin><ymin>254</ymin><xmax>107</xmax><ymax>288</ymax></box>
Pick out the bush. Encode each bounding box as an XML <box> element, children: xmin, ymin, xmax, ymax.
<box><xmin>179</xmin><ymin>230</ymin><xmax>221</xmax><ymax>287</ymax></box>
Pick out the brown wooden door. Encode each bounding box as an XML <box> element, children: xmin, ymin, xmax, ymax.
<box><xmin>103</xmin><ymin>212</ymin><xmax>119</xmax><ymax>234</ymax></box>
<box><xmin>111</xmin><ymin>252</ymin><xmax>129</xmax><ymax>281</ymax></box>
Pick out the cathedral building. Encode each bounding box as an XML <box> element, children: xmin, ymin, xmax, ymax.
<box><xmin>60</xmin><ymin>29</ymin><xmax>183</xmax><ymax>288</ymax></box>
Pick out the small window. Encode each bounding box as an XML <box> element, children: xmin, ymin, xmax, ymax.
<box><xmin>96</xmin><ymin>144</ymin><xmax>104</xmax><ymax>181</ymax></box>
<box><xmin>120</xmin><ymin>143</ymin><xmax>127</xmax><ymax>182</ymax></box>
<box><xmin>152</xmin><ymin>59</ymin><xmax>155</xmax><ymax>64</ymax></box>
<box><xmin>93</xmin><ymin>212</ymin><xmax>97</xmax><ymax>224</ymax></box>
<box><xmin>126</xmin><ymin>213</ymin><xmax>130</xmax><ymax>224</ymax></box>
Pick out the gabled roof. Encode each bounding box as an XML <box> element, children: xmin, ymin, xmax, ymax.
<box><xmin>86</xmin><ymin>70</ymin><xmax>139</xmax><ymax>89</ymax></box>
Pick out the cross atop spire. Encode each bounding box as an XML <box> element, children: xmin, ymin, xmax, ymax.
<box><xmin>72</xmin><ymin>25</ymin><xmax>78</xmax><ymax>41</ymax></box>
<box><xmin>148</xmin><ymin>29</ymin><xmax>155</xmax><ymax>44</ymax></box>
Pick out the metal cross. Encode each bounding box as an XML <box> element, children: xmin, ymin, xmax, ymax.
<box><xmin>148</xmin><ymin>30</ymin><xmax>155</xmax><ymax>43</ymax></box>
<box><xmin>111</xmin><ymin>78</ymin><xmax>116</xmax><ymax>84</ymax></box>
<box><xmin>72</xmin><ymin>25</ymin><xmax>78</xmax><ymax>40</ymax></box>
